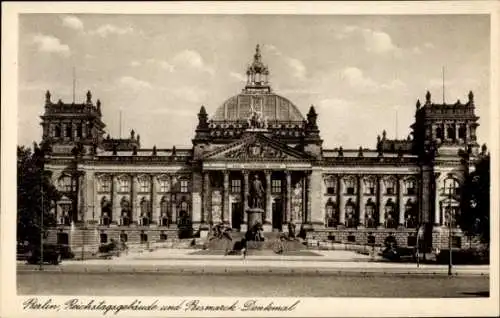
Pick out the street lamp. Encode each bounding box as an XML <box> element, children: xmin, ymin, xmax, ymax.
<box><xmin>445</xmin><ymin>182</ymin><xmax>454</xmax><ymax>276</ymax></box>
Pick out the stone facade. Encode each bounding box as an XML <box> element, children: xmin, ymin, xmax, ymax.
<box><xmin>40</xmin><ymin>46</ymin><xmax>481</xmax><ymax>252</ymax></box>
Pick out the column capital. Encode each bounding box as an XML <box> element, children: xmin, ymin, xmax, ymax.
<box><xmin>264</xmin><ymin>169</ymin><xmax>273</xmax><ymax>176</ymax></box>
<box><xmin>242</xmin><ymin>170</ymin><xmax>250</xmax><ymax>176</ymax></box>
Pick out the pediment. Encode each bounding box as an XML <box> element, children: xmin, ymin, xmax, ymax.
<box><xmin>203</xmin><ymin>134</ymin><xmax>312</xmax><ymax>161</ymax></box>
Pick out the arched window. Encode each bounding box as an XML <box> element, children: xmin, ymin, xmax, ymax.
<box><xmin>140</xmin><ymin>232</ymin><xmax>148</xmax><ymax>244</ymax></box>
<box><xmin>178</xmin><ymin>201</ymin><xmax>190</xmax><ymax>226</ymax></box>
<box><xmin>447</xmin><ymin>125</ymin><xmax>455</xmax><ymax>140</ymax></box>
<box><xmin>120</xmin><ymin>197</ymin><xmax>131</xmax><ymax>226</ymax></box>
<box><xmin>325</xmin><ymin>199</ymin><xmax>338</xmax><ymax>227</ymax></box>
<box><xmin>404</xmin><ymin>199</ymin><xmax>417</xmax><ymax>228</ymax></box>
<box><xmin>384</xmin><ymin>199</ymin><xmax>397</xmax><ymax>228</ymax></box>
<box><xmin>458</xmin><ymin>124</ymin><xmax>466</xmax><ymax>139</ymax></box>
<box><xmin>100</xmin><ymin>233</ymin><xmax>108</xmax><ymax>244</ymax></box>
<box><xmin>76</xmin><ymin>123</ymin><xmax>83</xmax><ymax>138</ymax></box>
<box><xmin>54</xmin><ymin>124</ymin><xmax>61</xmax><ymax>138</ymax></box>
<box><xmin>436</xmin><ymin>126</ymin><xmax>444</xmax><ymax>140</ymax></box>
<box><xmin>160</xmin><ymin>196</ymin><xmax>170</xmax><ymax>227</ymax></box>
<box><xmin>120</xmin><ymin>232</ymin><xmax>128</xmax><ymax>242</ymax></box>
<box><xmin>365</xmin><ymin>199</ymin><xmax>377</xmax><ymax>228</ymax></box>
<box><xmin>345</xmin><ymin>199</ymin><xmax>357</xmax><ymax>228</ymax></box>
<box><xmin>65</xmin><ymin>124</ymin><xmax>72</xmax><ymax>138</ymax></box>
<box><xmin>101</xmin><ymin>197</ymin><xmax>112</xmax><ymax>226</ymax></box>
<box><xmin>140</xmin><ymin>197</ymin><xmax>151</xmax><ymax>226</ymax></box>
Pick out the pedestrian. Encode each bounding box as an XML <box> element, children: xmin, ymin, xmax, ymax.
<box><xmin>240</xmin><ymin>238</ymin><xmax>247</xmax><ymax>259</ymax></box>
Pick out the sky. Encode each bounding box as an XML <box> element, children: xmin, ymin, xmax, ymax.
<box><xmin>18</xmin><ymin>14</ymin><xmax>491</xmax><ymax>149</ymax></box>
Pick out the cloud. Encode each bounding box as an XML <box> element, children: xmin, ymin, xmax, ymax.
<box><xmin>171</xmin><ymin>50</ymin><xmax>214</xmax><ymax>75</ymax></box>
<box><xmin>264</xmin><ymin>44</ymin><xmax>307</xmax><ymax>80</ymax></box>
<box><xmin>229</xmin><ymin>71</ymin><xmax>246</xmax><ymax>82</ymax></box>
<box><xmin>61</xmin><ymin>15</ymin><xmax>84</xmax><ymax>31</ymax></box>
<box><xmin>130</xmin><ymin>61</ymin><xmax>141</xmax><ymax>67</ymax></box>
<box><xmin>91</xmin><ymin>24</ymin><xmax>134</xmax><ymax>37</ymax></box>
<box><xmin>32</xmin><ymin>34</ymin><xmax>70</xmax><ymax>57</ymax></box>
<box><xmin>118</xmin><ymin>76</ymin><xmax>152</xmax><ymax>89</ymax></box>
<box><xmin>341</xmin><ymin>67</ymin><xmax>377</xmax><ymax>89</ymax></box>
<box><xmin>336</xmin><ymin>26</ymin><xmax>400</xmax><ymax>55</ymax></box>
<box><xmin>424</xmin><ymin>42</ymin><xmax>435</xmax><ymax>49</ymax></box>
<box><xmin>341</xmin><ymin>67</ymin><xmax>407</xmax><ymax>92</ymax></box>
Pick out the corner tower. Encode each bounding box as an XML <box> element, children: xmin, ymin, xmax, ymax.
<box><xmin>40</xmin><ymin>90</ymin><xmax>106</xmax><ymax>156</ymax></box>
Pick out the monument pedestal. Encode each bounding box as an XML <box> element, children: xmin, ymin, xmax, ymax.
<box><xmin>246</xmin><ymin>208</ymin><xmax>264</xmax><ymax>228</ymax></box>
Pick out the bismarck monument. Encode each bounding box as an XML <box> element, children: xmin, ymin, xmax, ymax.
<box><xmin>248</xmin><ymin>174</ymin><xmax>266</xmax><ymax>229</ymax></box>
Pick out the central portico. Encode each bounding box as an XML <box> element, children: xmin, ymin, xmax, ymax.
<box><xmin>200</xmin><ymin>131</ymin><xmax>314</xmax><ymax>233</ymax></box>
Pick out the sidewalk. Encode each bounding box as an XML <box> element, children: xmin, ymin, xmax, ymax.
<box><xmin>17</xmin><ymin>249</ymin><xmax>490</xmax><ymax>276</ymax></box>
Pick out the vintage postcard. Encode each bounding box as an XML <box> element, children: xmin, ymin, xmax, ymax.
<box><xmin>1</xmin><ymin>1</ymin><xmax>499</xmax><ymax>317</ymax></box>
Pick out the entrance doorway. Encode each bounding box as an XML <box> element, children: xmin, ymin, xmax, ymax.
<box><xmin>272</xmin><ymin>199</ymin><xmax>283</xmax><ymax>231</ymax></box>
<box><xmin>231</xmin><ymin>202</ymin><xmax>242</xmax><ymax>230</ymax></box>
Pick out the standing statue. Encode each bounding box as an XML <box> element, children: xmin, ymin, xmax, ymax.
<box><xmin>250</xmin><ymin>174</ymin><xmax>265</xmax><ymax>209</ymax></box>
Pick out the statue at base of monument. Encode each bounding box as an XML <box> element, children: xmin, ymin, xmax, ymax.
<box><xmin>249</xmin><ymin>174</ymin><xmax>265</xmax><ymax>210</ymax></box>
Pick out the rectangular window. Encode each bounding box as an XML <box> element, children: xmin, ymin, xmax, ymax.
<box><xmin>180</xmin><ymin>180</ymin><xmax>189</xmax><ymax>193</ymax></box>
<box><xmin>347</xmin><ymin>235</ymin><xmax>356</xmax><ymax>243</ymax></box>
<box><xmin>325</xmin><ymin>179</ymin><xmax>336</xmax><ymax>194</ymax></box>
<box><xmin>100</xmin><ymin>233</ymin><xmax>108</xmax><ymax>244</ymax></box>
<box><xmin>99</xmin><ymin>178</ymin><xmax>111</xmax><ymax>192</ymax></box>
<box><xmin>272</xmin><ymin>179</ymin><xmax>282</xmax><ymax>194</ymax></box>
<box><xmin>139</xmin><ymin>179</ymin><xmax>150</xmax><ymax>193</ymax></box>
<box><xmin>386</xmin><ymin>187</ymin><xmax>395</xmax><ymax>195</ymax></box>
<box><xmin>452</xmin><ymin>236</ymin><xmax>462</xmax><ymax>248</ymax></box>
<box><xmin>368</xmin><ymin>187</ymin><xmax>375</xmax><ymax>195</ymax></box>
<box><xmin>119</xmin><ymin>179</ymin><xmax>130</xmax><ymax>193</ymax></box>
<box><xmin>407</xmin><ymin>236</ymin><xmax>417</xmax><ymax>247</ymax></box>
<box><xmin>346</xmin><ymin>187</ymin><xmax>355</xmax><ymax>195</ymax></box>
<box><xmin>159</xmin><ymin>180</ymin><xmax>170</xmax><ymax>192</ymax></box>
<box><xmin>231</xmin><ymin>179</ymin><xmax>241</xmax><ymax>193</ymax></box>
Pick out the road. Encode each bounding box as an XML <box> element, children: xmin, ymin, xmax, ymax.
<box><xmin>17</xmin><ymin>271</ymin><xmax>489</xmax><ymax>297</ymax></box>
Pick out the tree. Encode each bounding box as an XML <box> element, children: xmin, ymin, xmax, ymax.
<box><xmin>17</xmin><ymin>143</ymin><xmax>61</xmax><ymax>245</ymax></box>
<box><xmin>460</xmin><ymin>147</ymin><xmax>490</xmax><ymax>244</ymax></box>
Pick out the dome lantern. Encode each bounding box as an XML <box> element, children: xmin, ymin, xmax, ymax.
<box><xmin>245</xmin><ymin>44</ymin><xmax>270</xmax><ymax>91</ymax></box>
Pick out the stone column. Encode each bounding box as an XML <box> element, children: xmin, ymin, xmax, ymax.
<box><xmin>151</xmin><ymin>175</ymin><xmax>158</xmax><ymax>225</ymax></box>
<box><xmin>111</xmin><ymin>175</ymin><xmax>119</xmax><ymax>224</ymax></box>
<box><xmin>338</xmin><ymin>176</ymin><xmax>345</xmax><ymax>225</ymax></box>
<box><xmin>358</xmin><ymin>175</ymin><xmax>365</xmax><ymax>227</ymax></box>
<box><xmin>84</xmin><ymin>171</ymin><xmax>95</xmax><ymax>223</ymax></box>
<box><xmin>305</xmin><ymin>172</ymin><xmax>312</xmax><ymax>224</ymax></box>
<box><xmin>455</xmin><ymin>122</ymin><xmax>459</xmax><ymax>141</ymax></box>
<box><xmin>203</xmin><ymin>172</ymin><xmax>210</xmax><ymax>225</ymax></box>
<box><xmin>434</xmin><ymin>174</ymin><xmax>441</xmax><ymax>225</ymax></box>
<box><xmin>398</xmin><ymin>177</ymin><xmax>405</xmax><ymax>226</ymax></box>
<box><xmin>285</xmin><ymin>171</ymin><xmax>292</xmax><ymax>223</ymax></box>
<box><xmin>243</xmin><ymin>171</ymin><xmax>249</xmax><ymax>222</ymax></box>
<box><xmin>223</xmin><ymin>171</ymin><xmax>229</xmax><ymax>224</ymax></box>
<box><xmin>378</xmin><ymin>175</ymin><xmax>385</xmax><ymax>227</ymax></box>
<box><xmin>191</xmin><ymin>172</ymin><xmax>203</xmax><ymax>228</ymax></box>
<box><xmin>265</xmin><ymin>170</ymin><xmax>272</xmax><ymax>225</ymax></box>
<box><xmin>131</xmin><ymin>175</ymin><xmax>139</xmax><ymax>224</ymax></box>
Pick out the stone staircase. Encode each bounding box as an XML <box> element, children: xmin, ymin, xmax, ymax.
<box><xmin>204</xmin><ymin>231</ymin><xmax>306</xmax><ymax>252</ymax></box>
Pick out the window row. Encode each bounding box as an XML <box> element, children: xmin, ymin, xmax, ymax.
<box><xmin>229</xmin><ymin>178</ymin><xmax>283</xmax><ymax>194</ymax></box>
<box><xmin>97</xmin><ymin>176</ymin><xmax>189</xmax><ymax>193</ymax></box>
<box><xmin>324</xmin><ymin>199</ymin><xmax>418</xmax><ymax>229</ymax></box>
<box><xmin>324</xmin><ymin>177</ymin><xmax>417</xmax><ymax>196</ymax></box>
<box><xmin>50</xmin><ymin>122</ymin><xmax>85</xmax><ymax>138</ymax></box>
<box><xmin>99</xmin><ymin>196</ymin><xmax>190</xmax><ymax>227</ymax></box>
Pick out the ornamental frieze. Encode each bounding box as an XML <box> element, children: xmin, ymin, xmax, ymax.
<box><xmin>224</xmin><ymin>142</ymin><xmax>287</xmax><ymax>159</ymax></box>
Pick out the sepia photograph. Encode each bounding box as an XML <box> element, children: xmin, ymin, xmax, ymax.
<box><xmin>2</xmin><ymin>2</ymin><xmax>499</xmax><ymax>317</ymax></box>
